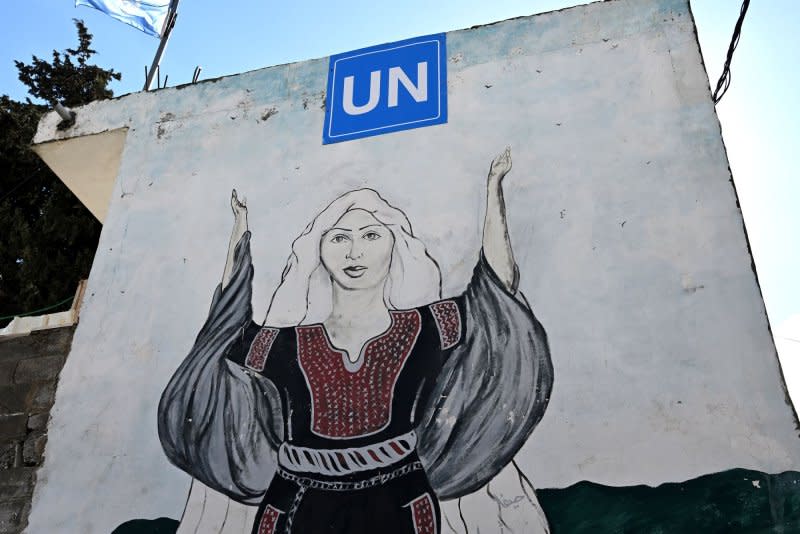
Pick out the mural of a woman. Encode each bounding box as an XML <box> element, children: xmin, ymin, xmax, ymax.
<box><xmin>157</xmin><ymin>148</ymin><xmax>553</xmax><ymax>534</ymax></box>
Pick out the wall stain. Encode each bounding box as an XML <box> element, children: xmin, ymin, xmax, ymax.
<box><xmin>260</xmin><ymin>108</ymin><xmax>279</xmax><ymax>122</ymax></box>
<box><xmin>681</xmin><ymin>274</ymin><xmax>705</xmax><ymax>294</ymax></box>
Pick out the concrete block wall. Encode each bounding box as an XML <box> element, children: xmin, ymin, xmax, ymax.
<box><xmin>0</xmin><ymin>327</ymin><xmax>74</xmax><ymax>533</ymax></box>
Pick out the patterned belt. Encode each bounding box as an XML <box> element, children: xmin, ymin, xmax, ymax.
<box><xmin>278</xmin><ymin>461</ymin><xmax>424</xmax><ymax>491</ymax></box>
<box><xmin>277</xmin><ymin>430</ymin><xmax>417</xmax><ymax>477</ymax></box>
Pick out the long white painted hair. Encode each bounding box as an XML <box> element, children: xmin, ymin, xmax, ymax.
<box><xmin>263</xmin><ymin>188</ymin><xmax>442</xmax><ymax>326</ymax></box>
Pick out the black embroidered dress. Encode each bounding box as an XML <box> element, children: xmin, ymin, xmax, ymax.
<box><xmin>158</xmin><ymin>232</ymin><xmax>553</xmax><ymax>534</ymax></box>
<box><xmin>226</xmin><ymin>300</ymin><xmax>461</xmax><ymax>533</ymax></box>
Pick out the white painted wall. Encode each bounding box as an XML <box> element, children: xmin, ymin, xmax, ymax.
<box><xmin>27</xmin><ymin>0</ymin><xmax>800</xmax><ymax>531</ymax></box>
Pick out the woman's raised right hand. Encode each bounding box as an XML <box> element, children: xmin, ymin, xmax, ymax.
<box><xmin>231</xmin><ymin>189</ymin><xmax>248</xmax><ymax>219</ymax></box>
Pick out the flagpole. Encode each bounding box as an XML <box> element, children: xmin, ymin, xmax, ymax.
<box><xmin>143</xmin><ymin>0</ymin><xmax>180</xmax><ymax>91</ymax></box>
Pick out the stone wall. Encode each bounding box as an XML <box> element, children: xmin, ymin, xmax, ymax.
<box><xmin>0</xmin><ymin>327</ymin><xmax>74</xmax><ymax>533</ymax></box>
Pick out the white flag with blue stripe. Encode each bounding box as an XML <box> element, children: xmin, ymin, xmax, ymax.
<box><xmin>75</xmin><ymin>0</ymin><xmax>170</xmax><ymax>37</ymax></box>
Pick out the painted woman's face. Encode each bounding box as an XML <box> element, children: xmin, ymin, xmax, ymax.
<box><xmin>320</xmin><ymin>209</ymin><xmax>395</xmax><ymax>291</ymax></box>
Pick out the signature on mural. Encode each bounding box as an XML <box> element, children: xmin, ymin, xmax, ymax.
<box><xmin>157</xmin><ymin>148</ymin><xmax>553</xmax><ymax>533</ymax></box>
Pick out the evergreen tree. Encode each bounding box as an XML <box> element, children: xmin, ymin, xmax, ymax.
<box><xmin>0</xmin><ymin>20</ymin><xmax>120</xmax><ymax>326</ymax></box>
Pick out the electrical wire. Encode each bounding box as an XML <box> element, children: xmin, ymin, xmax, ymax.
<box><xmin>712</xmin><ymin>0</ymin><xmax>750</xmax><ymax>104</ymax></box>
<box><xmin>0</xmin><ymin>175</ymin><xmax>36</xmax><ymax>205</ymax></box>
<box><xmin>0</xmin><ymin>295</ymin><xmax>74</xmax><ymax>322</ymax></box>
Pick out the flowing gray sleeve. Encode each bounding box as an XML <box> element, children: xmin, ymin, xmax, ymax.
<box><xmin>157</xmin><ymin>231</ymin><xmax>283</xmax><ymax>505</ymax></box>
<box><xmin>417</xmin><ymin>253</ymin><xmax>553</xmax><ymax>500</ymax></box>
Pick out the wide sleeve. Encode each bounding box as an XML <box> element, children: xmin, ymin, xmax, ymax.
<box><xmin>157</xmin><ymin>231</ymin><xmax>284</xmax><ymax>505</ymax></box>
<box><xmin>416</xmin><ymin>252</ymin><xmax>553</xmax><ymax>501</ymax></box>
<box><xmin>224</xmin><ymin>319</ymin><xmax>261</xmax><ymax>368</ymax></box>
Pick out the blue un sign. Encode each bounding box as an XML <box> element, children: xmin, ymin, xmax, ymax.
<box><xmin>322</xmin><ymin>33</ymin><xmax>447</xmax><ymax>144</ymax></box>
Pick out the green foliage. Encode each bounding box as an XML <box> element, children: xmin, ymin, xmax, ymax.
<box><xmin>0</xmin><ymin>20</ymin><xmax>119</xmax><ymax>325</ymax></box>
<box><xmin>15</xmin><ymin>20</ymin><xmax>120</xmax><ymax>107</ymax></box>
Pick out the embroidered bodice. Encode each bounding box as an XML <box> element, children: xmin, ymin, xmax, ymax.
<box><xmin>227</xmin><ymin>300</ymin><xmax>463</xmax><ymax>449</ymax></box>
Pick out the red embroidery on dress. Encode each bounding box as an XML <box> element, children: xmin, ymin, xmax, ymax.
<box><xmin>429</xmin><ymin>300</ymin><xmax>461</xmax><ymax>350</ymax></box>
<box><xmin>409</xmin><ymin>493</ymin><xmax>437</xmax><ymax>534</ymax></box>
<box><xmin>296</xmin><ymin>310</ymin><xmax>421</xmax><ymax>439</ymax></box>
<box><xmin>246</xmin><ymin>327</ymin><xmax>279</xmax><ymax>372</ymax></box>
<box><xmin>257</xmin><ymin>504</ymin><xmax>282</xmax><ymax>534</ymax></box>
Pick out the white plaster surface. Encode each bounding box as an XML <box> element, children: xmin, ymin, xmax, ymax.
<box><xmin>26</xmin><ymin>0</ymin><xmax>800</xmax><ymax>532</ymax></box>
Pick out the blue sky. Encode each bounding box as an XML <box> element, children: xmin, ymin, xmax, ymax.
<box><xmin>1</xmin><ymin>0</ymin><xmax>798</xmax><ymax>329</ymax></box>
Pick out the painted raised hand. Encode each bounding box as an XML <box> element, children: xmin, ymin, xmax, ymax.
<box><xmin>231</xmin><ymin>188</ymin><xmax>248</xmax><ymax>220</ymax></box>
<box><xmin>222</xmin><ymin>188</ymin><xmax>249</xmax><ymax>288</ymax></box>
<box><xmin>488</xmin><ymin>146</ymin><xmax>512</xmax><ymax>182</ymax></box>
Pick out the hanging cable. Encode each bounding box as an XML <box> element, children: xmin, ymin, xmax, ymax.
<box><xmin>0</xmin><ymin>175</ymin><xmax>36</xmax><ymax>204</ymax></box>
<box><xmin>712</xmin><ymin>0</ymin><xmax>751</xmax><ymax>104</ymax></box>
<box><xmin>0</xmin><ymin>295</ymin><xmax>75</xmax><ymax>323</ymax></box>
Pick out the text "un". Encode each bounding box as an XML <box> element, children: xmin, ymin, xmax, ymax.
<box><xmin>342</xmin><ymin>62</ymin><xmax>428</xmax><ymax>116</ymax></box>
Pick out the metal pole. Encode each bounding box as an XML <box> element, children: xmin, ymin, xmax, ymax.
<box><xmin>143</xmin><ymin>0</ymin><xmax>180</xmax><ymax>91</ymax></box>
<box><xmin>54</xmin><ymin>103</ymin><xmax>73</xmax><ymax>122</ymax></box>
<box><xmin>54</xmin><ymin>102</ymin><xmax>76</xmax><ymax>129</ymax></box>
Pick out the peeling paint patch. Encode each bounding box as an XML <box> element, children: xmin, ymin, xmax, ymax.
<box><xmin>156</xmin><ymin>112</ymin><xmax>181</xmax><ymax>140</ymax></box>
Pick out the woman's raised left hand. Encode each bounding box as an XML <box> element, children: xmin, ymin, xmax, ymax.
<box><xmin>488</xmin><ymin>146</ymin><xmax>512</xmax><ymax>183</ymax></box>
